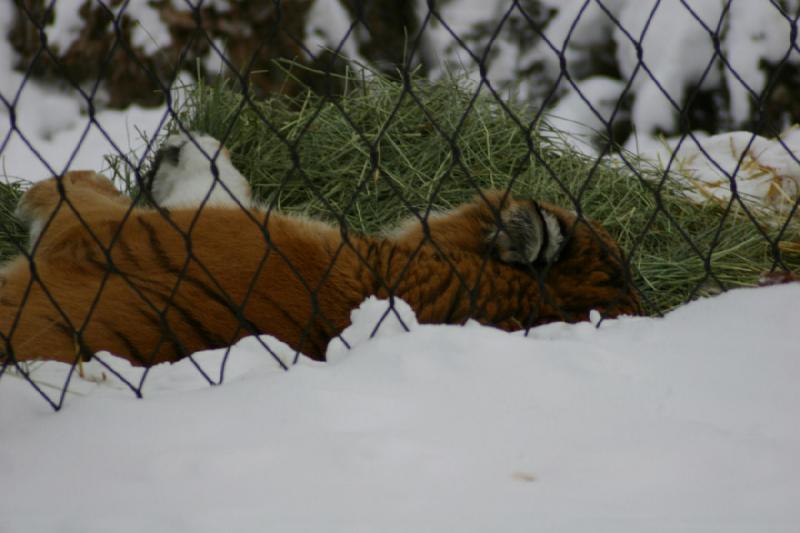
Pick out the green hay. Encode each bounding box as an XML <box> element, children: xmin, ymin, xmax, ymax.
<box><xmin>0</xmin><ymin>180</ymin><xmax>27</xmax><ymax>261</ymax></box>
<box><xmin>3</xmin><ymin>72</ymin><xmax>799</xmax><ymax>316</ymax></box>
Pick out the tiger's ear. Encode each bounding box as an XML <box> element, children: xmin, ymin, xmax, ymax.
<box><xmin>488</xmin><ymin>201</ymin><xmax>563</xmax><ymax>265</ymax></box>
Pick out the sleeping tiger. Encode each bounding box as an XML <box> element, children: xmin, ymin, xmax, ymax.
<box><xmin>0</xmin><ymin>133</ymin><xmax>642</xmax><ymax>367</ymax></box>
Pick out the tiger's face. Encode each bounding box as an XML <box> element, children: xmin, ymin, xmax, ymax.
<box><xmin>392</xmin><ymin>189</ymin><xmax>643</xmax><ymax>323</ymax></box>
<box><xmin>533</xmin><ymin>202</ymin><xmax>643</xmax><ymax>319</ymax></box>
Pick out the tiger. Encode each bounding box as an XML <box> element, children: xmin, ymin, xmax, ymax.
<box><xmin>0</xmin><ymin>133</ymin><xmax>642</xmax><ymax>367</ymax></box>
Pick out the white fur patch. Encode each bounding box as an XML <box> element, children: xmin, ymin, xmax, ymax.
<box><xmin>541</xmin><ymin>209</ymin><xmax>564</xmax><ymax>263</ymax></box>
<box><xmin>150</xmin><ymin>132</ymin><xmax>253</xmax><ymax>209</ymax></box>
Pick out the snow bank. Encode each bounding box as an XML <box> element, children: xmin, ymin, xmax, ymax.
<box><xmin>2</xmin><ymin>287</ymin><xmax>799</xmax><ymax>532</ymax></box>
<box><xmin>627</xmin><ymin>128</ymin><xmax>800</xmax><ymax>215</ymax></box>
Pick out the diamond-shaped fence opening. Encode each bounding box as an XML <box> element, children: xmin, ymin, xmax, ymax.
<box><xmin>1</xmin><ymin>0</ymin><xmax>798</xmax><ymax>410</ymax></box>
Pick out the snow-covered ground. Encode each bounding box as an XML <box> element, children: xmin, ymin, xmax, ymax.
<box><xmin>2</xmin><ymin>288</ymin><xmax>799</xmax><ymax>532</ymax></box>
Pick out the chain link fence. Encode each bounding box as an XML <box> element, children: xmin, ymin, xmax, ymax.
<box><xmin>1</xmin><ymin>0</ymin><xmax>799</xmax><ymax>410</ymax></box>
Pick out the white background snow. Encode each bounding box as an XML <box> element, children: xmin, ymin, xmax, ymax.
<box><xmin>1</xmin><ymin>1</ymin><xmax>800</xmax><ymax>530</ymax></box>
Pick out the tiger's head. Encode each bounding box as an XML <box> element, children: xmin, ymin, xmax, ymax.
<box><xmin>483</xmin><ymin>194</ymin><xmax>643</xmax><ymax>319</ymax></box>
<box><xmin>390</xmin><ymin>189</ymin><xmax>643</xmax><ymax>322</ymax></box>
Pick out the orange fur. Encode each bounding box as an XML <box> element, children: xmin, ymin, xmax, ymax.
<box><xmin>0</xmin><ymin>172</ymin><xmax>641</xmax><ymax>366</ymax></box>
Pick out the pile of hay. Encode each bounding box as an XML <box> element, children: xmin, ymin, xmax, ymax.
<box><xmin>0</xmin><ymin>180</ymin><xmax>27</xmax><ymax>260</ymax></box>
<box><xmin>2</xmin><ymin>73</ymin><xmax>798</xmax><ymax>315</ymax></box>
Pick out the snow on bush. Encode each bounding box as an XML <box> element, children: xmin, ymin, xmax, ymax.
<box><xmin>441</xmin><ymin>0</ymin><xmax>800</xmax><ymax>141</ymax></box>
<box><xmin>523</xmin><ymin>0</ymin><xmax>800</xmax><ymax>212</ymax></box>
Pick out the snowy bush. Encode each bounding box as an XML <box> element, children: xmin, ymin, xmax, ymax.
<box><xmin>416</xmin><ymin>1</ymin><xmax>800</xmax><ymax>148</ymax></box>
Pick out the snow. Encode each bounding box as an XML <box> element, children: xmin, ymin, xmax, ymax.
<box><xmin>0</xmin><ymin>2</ymin><xmax>183</xmax><ymax>184</ymax></box>
<box><xmin>45</xmin><ymin>2</ymin><xmax>84</xmax><ymax>53</ymax></box>
<box><xmin>203</xmin><ymin>38</ymin><xmax>229</xmax><ymax>75</ymax></box>
<box><xmin>46</xmin><ymin>1</ymin><xmax>171</xmax><ymax>56</ymax></box>
<box><xmin>547</xmin><ymin>76</ymin><xmax>627</xmax><ymax>154</ymax></box>
<box><xmin>535</xmin><ymin>0</ymin><xmax>627</xmax><ymax>77</ymax></box>
<box><xmin>524</xmin><ymin>0</ymin><xmax>725</xmax><ymax>143</ymax></box>
<box><xmin>422</xmin><ymin>0</ymin><xmax>502</xmax><ymax>84</ymax></box>
<box><xmin>121</xmin><ymin>2</ymin><xmax>172</xmax><ymax>56</ymax></box>
<box><xmin>305</xmin><ymin>0</ymin><xmax>365</xmax><ymax>64</ymax></box>
<box><xmin>625</xmin><ymin>128</ymin><xmax>800</xmax><ymax>214</ymax></box>
<box><xmin>525</xmin><ymin>0</ymin><xmax>800</xmax><ymax>155</ymax></box>
<box><xmin>518</xmin><ymin>0</ymin><xmax>800</xmax><ymax>215</ymax></box>
<box><xmin>616</xmin><ymin>0</ymin><xmax>724</xmax><ymax>134</ymax></box>
<box><xmin>726</xmin><ymin>1</ymin><xmax>796</xmax><ymax>125</ymax></box>
<box><xmin>326</xmin><ymin>296</ymin><xmax>420</xmax><ymax>364</ymax></box>
<box><xmin>2</xmin><ymin>287</ymin><xmax>799</xmax><ymax>531</ymax></box>
<box><xmin>0</xmin><ymin>101</ymin><xmax>168</xmax><ymax>183</ymax></box>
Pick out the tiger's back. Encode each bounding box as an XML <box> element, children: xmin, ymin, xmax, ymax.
<box><xmin>2</xmin><ymin>193</ymin><xmax>372</xmax><ymax>363</ymax></box>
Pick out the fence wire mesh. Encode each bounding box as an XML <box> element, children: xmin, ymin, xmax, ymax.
<box><xmin>1</xmin><ymin>0</ymin><xmax>799</xmax><ymax>410</ymax></box>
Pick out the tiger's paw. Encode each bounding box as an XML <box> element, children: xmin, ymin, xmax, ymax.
<box><xmin>146</xmin><ymin>132</ymin><xmax>252</xmax><ymax>209</ymax></box>
<box><xmin>486</xmin><ymin>196</ymin><xmax>564</xmax><ymax>266</ymax></box>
